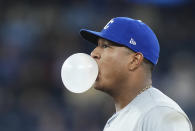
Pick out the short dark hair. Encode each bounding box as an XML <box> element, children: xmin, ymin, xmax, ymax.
<box><xmin>143</xmin><ymin>58</ymin><xmax>155</xmax><ymax>73</ymax></box>
<box><xmin>123</xmin><ymin>45</ymin><xmax>155</xmax><ymax>73</ymax></box>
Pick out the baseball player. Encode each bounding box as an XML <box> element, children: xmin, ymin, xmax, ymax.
<box><xmin>80</xmin><ymin>17</ymin><xmax>193</xmax><ymax>131</ymax></box>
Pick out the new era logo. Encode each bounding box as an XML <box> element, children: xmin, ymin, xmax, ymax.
<box><xmin>129</xmin><ymin>38</ymin><xmax>136</xmax><ymax>45</ymax></box>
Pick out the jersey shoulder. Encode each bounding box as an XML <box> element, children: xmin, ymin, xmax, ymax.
<box><xmin>140</xmin><ymin>106</ymin><xmax>193</xmax><ymax>131</ymax></box>
<box><xmin>145</xmin><ymin>87</ymin><xmax>184</xmax><ymax>112</ymax></box>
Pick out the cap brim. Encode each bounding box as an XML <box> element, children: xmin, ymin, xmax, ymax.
<box><xmin>80</xmin><ymin>29</ymin><xmax>103</xmax><ymax>45</ymax></box>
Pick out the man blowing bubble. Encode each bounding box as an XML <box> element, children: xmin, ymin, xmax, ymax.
<box><xmin>80</xmin><ymin>17</ymin><xmax>193</xmax><ymax>131</ymax></box>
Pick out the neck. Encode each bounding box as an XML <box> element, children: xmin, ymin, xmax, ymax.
<box><xmin>112</xmin><ymin>75</ymin><xmax>152</xmax><ymax>112</ymax></box>
<box><xmin>114</xmin><ymin>89</ymin><xmax>138</xmax><ymax>112</ymax></box>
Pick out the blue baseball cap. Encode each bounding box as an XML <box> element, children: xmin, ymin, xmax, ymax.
<box><xmin>80</xmin><ymin>17</ymin><xmax>160</xmax><ymax>65</ymax></box>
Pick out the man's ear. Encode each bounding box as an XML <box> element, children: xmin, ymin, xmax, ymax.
<box><xmin>128</xmin><ymin>52</ymin><xmax>144</xmax><ymax>71</ymax></box>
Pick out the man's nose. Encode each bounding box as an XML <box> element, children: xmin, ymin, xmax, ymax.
<box><xmin>90</xmin><ymin>47</ymin><xmax>101</xmax><ymax>59</ymax></box>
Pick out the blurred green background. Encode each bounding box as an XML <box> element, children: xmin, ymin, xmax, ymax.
<box><xmin>0</xmin><ymin>0</ymin><xmax>194</xmax><ymax>131</ymax></box>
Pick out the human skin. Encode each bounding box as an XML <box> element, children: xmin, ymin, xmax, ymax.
<box><xmin>91</xmin><ymin>38</ymin><xmax>151</xmax><ymax>112</ymax></box>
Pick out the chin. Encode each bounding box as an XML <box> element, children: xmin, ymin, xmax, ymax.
<box><xmin>93</xmin><ymin>81</ymin><xmax>112</xmax><ymax>94</ymax></box>
<box><xmin>92</xmin><ymin>81</ymin><xmax>103</xmax><ymax>90</ymax></box>
<box><xmin>93</xmin><ymin>81</ymin><xmax>101</xmax><ymax>90</ymax></box>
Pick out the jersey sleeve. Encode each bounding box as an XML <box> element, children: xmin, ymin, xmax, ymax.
<box><xmin>141</xmin><ymin>106</ymin><xmax>192</xmax><ymax>131</ymax></box>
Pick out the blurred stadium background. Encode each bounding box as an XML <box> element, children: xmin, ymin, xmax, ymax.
<box><xmin>0</xmin><ymin>0</ymin><xmax>194</xmax><ymax>130</ymax></box>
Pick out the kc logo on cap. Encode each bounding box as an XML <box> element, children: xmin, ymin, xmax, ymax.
<box><xmin>104</xmin><ymin>19</ymin><xmax>114</xmax><ymax>30</ymax></box>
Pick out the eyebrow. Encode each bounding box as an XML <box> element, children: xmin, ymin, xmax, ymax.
<box><xmin>98</xmin><ymin>39</ymin><xmax>123</xmax><ymax>47</ymax></box>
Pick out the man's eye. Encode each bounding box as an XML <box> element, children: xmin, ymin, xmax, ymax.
<box><xmin>102</xmin><ymin>44</ymin><xmax>109</xmax><ymax>48</ymax></box>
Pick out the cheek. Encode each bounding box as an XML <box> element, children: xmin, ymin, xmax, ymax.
<box><xmin>100</xmin><ymin>54</ymin><xmax>127</xmax><ymax>85</ymax></box>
